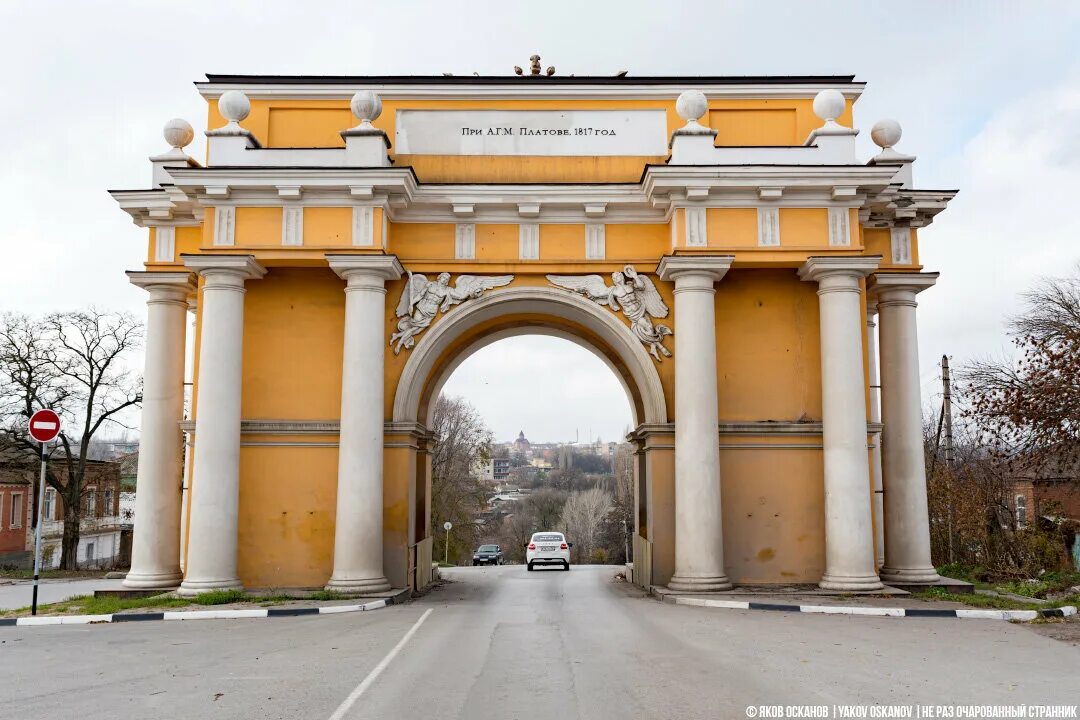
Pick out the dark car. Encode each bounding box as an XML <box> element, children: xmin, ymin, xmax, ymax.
<box><xmin>472</xmin><ymin>544</ymin><xmax>503</xmax><ymax>566</ymax></box>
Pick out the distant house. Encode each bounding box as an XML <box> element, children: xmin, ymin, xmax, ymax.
<box><xmin>1008</xmin><ymin>470</ymin><xmax>1080</xmax><ymax>569</ymax></box>
<box><xmin>0</xmin><ymin>442</ymin><xmax>125</xmax><ymax>569</ymax></box>
<box><xmin>474</xmin><ymin>457</ymin><xmax>511</xmax><ymax>485</ymax></box>
<box><xmin>0</xmin><ymin>472</ymin><xmax>31</xmax><ymax>568</ymax></box>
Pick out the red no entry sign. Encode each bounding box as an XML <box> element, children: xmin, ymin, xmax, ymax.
<box><xmin>28</xmin><ymin>409</ymin><xmax>61</xmax><ymax>443</ymax></box>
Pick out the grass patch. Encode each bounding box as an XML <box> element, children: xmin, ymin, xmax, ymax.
<box><xmin>994</xmin><ymin>571</ymin><xmax>1080</xmax><ymax>599</ymax></box>
<box><xmin>935</xmin><ymin>563</ymin><xmax>990</xmax><ymax>586</ymax></box>
<box><xmin>1</xmin><ymin>593</ymin><xmax>190</xmax><ymax>618</ymax></box>
<box><xmin>308</xmin><ymin>590</ymin><xmax>348</xmax><ymax>601</ymax></box>
<box><xmin>913</xmin><ymin>587</ymin><xmax>1044</xmax><ymax>610</ymax></box>
<box><xmin>188</xmin><ymin>589</ymin><xmax>247</xmax><ymax>605</ymax></box>
<box><xmin>0</xmin><ymin>587</ymin><xmax>352</xmax><ymax>618</ymax></box>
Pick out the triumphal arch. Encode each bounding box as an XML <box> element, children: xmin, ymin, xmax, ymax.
<box><xmin>112</xmin><ymin>68</ymin><xmax>954</xmax><ymax>595</ymax></box>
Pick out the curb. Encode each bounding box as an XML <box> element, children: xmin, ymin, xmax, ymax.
<box><xmin>673</xmin><ymin>596</ymin><xmax>1079</xmax><ymax>621</ymax></box>
<box><xmin>0</xmin><ymin>596</ymin><xmax>398</xmax><ymax>629</ymax></box>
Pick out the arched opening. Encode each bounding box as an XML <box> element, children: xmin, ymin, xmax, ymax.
<box><xmin>387</xmin><ymin>286</ymin><xmax>671</xmax><ymax>589</ymax></box>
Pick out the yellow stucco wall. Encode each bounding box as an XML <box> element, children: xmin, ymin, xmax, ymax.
<box><xmin>241</xmin><ymin>268</ymin><xmax>345</xmax><ymax>419</ymax></box>
<box><xmin>715</xmin><ymin>269</ymin><xmax>822</xmax><ymax>420</ymax></box>
<box><xmin>237</xmin><ymin>445</ymin><xmax>338</xmax><ymax>588</ymax></box>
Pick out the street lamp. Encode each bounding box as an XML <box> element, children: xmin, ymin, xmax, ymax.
<box><xmin>443</xmin><ymin>521</ymin><xmax>452</xmax><ymax>565</ymax></box>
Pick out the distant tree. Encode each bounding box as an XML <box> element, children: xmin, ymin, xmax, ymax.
<box><xmin>507</xmin><ymin>465</ymin><xmax>536</xmax><ymax>487</ymax></box>
<box><xmin>499</xmin><ymin>510</ymin><xmax>536</xmax><ymax>563</ymax></box>
<box><xmin>561</xmin><ymin>488</ymin><xmax>613</xmax><ymax>564</ymax></box>
<box><xmin>548</xmin><ymin>467</ymin><xmax>586</xmax><ymax>493</ymax></box>
<box><xmin>522</xmin><ymin>487</ymin><xmax>568</xmax><ymax>530</ymax></box>
<box><xmin>960</xmin><ymin>270</ymin><xmax>1080</xmax><ymax>472</ymax></box>
<box><xmin>613</xmin><ymin>443</ymin><xmax>636</xmax><ymax>503</ymax></box>
<box><xmin>429</xmin><ymin>395</ymin><xmax>492</xmax><ymax>564</ymax></box>
<box><xmin>0</xmin><ymin>311</ymin><xmax>142</xmax><ymax>569</ymax></box>
<box><xmin>572</xmin><ymin>452</ymin><xmax>611</xmax><ymax>474</ymax></box>
<box><xmin>509</xmin><ymin>450</ymin><xmax>528</xmax><ymax>467</ymax></box>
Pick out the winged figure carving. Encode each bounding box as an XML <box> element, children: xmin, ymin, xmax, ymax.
<box><xmin>390</xmin><ymin>272</ymin><xmax>513</xmax><ymax>354</ymax></box>
<box><xmin>547</xmin><ymin>266</ymin><xmax>673</xmax><ymax>361</ymax></box>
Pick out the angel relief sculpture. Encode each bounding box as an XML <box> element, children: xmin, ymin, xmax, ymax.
<box><xmin>390</xmin><ymin>272</ymin><xmax>513</xmax><ymax>354</ymax></box>
<box><xmin>547</xmin><ymin>266</ymin><xmax>673</xmax><ymax>361</ymax></box>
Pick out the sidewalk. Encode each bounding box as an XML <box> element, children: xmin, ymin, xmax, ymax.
<box><xmin>0</xmin><ymin>579</ymin><xmax>125</xmax><ymax>610</ymax></box>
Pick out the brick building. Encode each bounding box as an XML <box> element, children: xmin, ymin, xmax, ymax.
<box><xmin>0</xmin><ymin>443</ymin><xmax>124</xmax><ymax>569</ymax></box>
<box><xmin>0</xmin><ymin>475</ymin><xmax>31</xmax><ymax>568</ymax></box>
<box><xmin>1009</xmin><ymin>474</ymin><xmax>1080</xmax><ymax>569</ymax></box>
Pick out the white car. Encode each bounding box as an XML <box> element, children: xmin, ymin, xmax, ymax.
<box><xmin>526</xmin><ymin>531</ymin><xmax>571</xmax><ymax>571</ymax></box>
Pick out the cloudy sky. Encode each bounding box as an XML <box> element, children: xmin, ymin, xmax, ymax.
<box><xmin>3</xmin><ymin>1</ymin><xmax>1078</xmax><ymax>443</ymax></box>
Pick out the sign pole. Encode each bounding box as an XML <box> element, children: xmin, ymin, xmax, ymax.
<box><xmin>31</xmin><ymin>440</ymin><xmax>48</xmax><ymax>616</ymax></box>
<box><xmin>443</xmin><ymin>521</ymin><xmax>452</xmax><ymax>566</ymax></box>
<box><xmin>27</xmin><ymin>408</ymin><xmax>61</xmax><ymax>616</ymax></box>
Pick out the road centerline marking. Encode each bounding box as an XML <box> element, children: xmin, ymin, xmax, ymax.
<box><xmin>327</xmin><ymin>608</ymin><xmax>434</xmax><ymax>720</ymax></box>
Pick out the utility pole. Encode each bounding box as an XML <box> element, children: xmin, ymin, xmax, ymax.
<box><xmin>941</xmin><ymin>355</ymin><xmax>956</xmax><ymax>564</ymax></box>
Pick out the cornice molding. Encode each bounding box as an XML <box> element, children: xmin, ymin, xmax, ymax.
<box><xmin>196</xmin><ymin>82</ymin><xmax>865</xmax><ymax>102</ymax></box>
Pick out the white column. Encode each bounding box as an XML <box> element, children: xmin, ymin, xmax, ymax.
<box><xmin>867</xmin><ymin>302</ymin><xmax>885</xmax><ymax>568</ymax></box>
<box><xmin>122</xmin><ymin>272</ymin><xmax>194</xmax><ymax>589</ymax></box>
<box><xmin>872</xmin><ymin>272</ymin><xmax>941</xmax><ymax>584</ymax></box>
<box><xmin>179</xmin><ymin>301</ymin><xmax>196</xmax><ymax>573</ymax></box>
<box><xmin>658</xmin><ymin>256</ymin><xmax>734</xmax><ymax>591</ymax></box>
<box><xmin>799</xmin><ymin>257</ymin><xmax>882</xmax><ymax>591</ymax></box>
<box><xmin>178</xmin><ymin>255</ymin><xmax>265</xmax><ymax>597</ymax></box>
<box><xmin>325</xmin><ymin>254</ymin><xmax>403</xmax><ymax>592</ymax></box>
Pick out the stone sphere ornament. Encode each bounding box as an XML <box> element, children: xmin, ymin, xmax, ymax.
<box><xmin>163</xmin><ymin>118</ymin><xmax>194</xmax><ymax>149</ymax></box>
<box><xmin>218</xmin><ymin>90</ymin><xmax>251</xmax><ymax>124</ymax></box>
<box><xmin>871</xmin><ymin>118</ymin><xmax>903</xmax><ymax>150</ymax></box>
<box><xmin>812</xmin><ymin>89</ymin><xmax>846</xmax><ymax>123</ymax></box>
<box><xmin>675</xmin><ymin>90</ymin><xmax>708</xmax><ymax>122</ymax></box>
<box><xmin>350</xmin><ymin>90</ymin><xmax>383</xmax><ymax>124</ymax></box>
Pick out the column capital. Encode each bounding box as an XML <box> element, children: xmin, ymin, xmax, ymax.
<box><xmin>798</xmin><ymin>256</ymin><xmax>881</xmax><ymax>284</ymax></box>
<box><xmin>182</xmin><ymin>254</ymin><xmax>267</xmax><ymax>284</ymax></box>
<box><xmin>656</xmin><ymin>255</ymin><xmax>734</xmax><ymax>283</ymax></box>
<box><xmin>866</xmin><ymin>299</ymin><xmax>878</xmax><ymax>321</ymax></box>
<box><xmin>869</xmin><ymin>271</ymin><xmax>939</xmax><ymax>299</ymax></box>
<box><xmin>126</xmin><ymin>271</ymin><xmax>196</xmax><ymax>299</ymax></box>
<box><xmin>326</xmin><ymin>254</ymin><xmax>404</xmax><ymax>283</ymax></box>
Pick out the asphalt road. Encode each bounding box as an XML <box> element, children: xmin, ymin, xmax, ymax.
<box><xmin>1</xmin><ymin>565</ymin><xmax>1078</xmax><ymax>719</ymax></box>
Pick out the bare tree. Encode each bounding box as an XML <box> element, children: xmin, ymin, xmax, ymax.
<box><xmin>429</xmin><ymin>394</ymin><xmax>492</xmax><ymax>564</ymax></box>
<box><xmin>561</xmin><ymin>488</ymin><xmax>612</xmax><ymax>564</ymax></box>
<box><xmin>0</xmin><ymin>311</ymin><xmax>142</xmax><ymax>569</ymax></box>
<box><xmin>960</xmin><ymin>269</ymin><xmax>1080</xmax><ymax>472</ymax></box>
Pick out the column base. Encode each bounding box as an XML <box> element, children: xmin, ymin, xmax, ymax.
<box><xmin>667</xmin><ymin>574</ymin><xmax>733</xmax><ymax>592</ymax></box>
<box><xmin>122</xmin><ymin>569</ymin><xmax>182</xmax><ymax>590</ymax></box>
<box><xmin>880</xmin><ymin>566</ymin><xmax>940</xmax><ymax>584</ymax></box>
<box><xmin>176</xmin><ymin>577</ymin><xmax>243</xmax><ymax>598</ymax></box>
<box><xmin>819</xmin><ymin>573</ymin><xmax>884</xmax><ymax>591</ymax></box>
<box><xmin>325</xmin><ymin>574</ymin><xmax>391</xmax><ymax>593</ymax></box>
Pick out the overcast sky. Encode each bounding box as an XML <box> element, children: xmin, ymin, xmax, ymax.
<box><xmin>2</xmin><ymin>2</ymin><xmax>1078</xmax><ymax>443</ymax></box>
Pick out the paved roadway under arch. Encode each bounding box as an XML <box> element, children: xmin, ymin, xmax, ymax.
<box><xmin>1</xmin><ymin>566</ymin><xmax>1078</xmax><ymax>718</ymax></box>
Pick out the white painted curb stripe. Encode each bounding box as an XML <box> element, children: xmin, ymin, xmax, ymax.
<box><xmin>59</xmin><ymin>614</ymin><xmax>113</xmax><ymax>624</ymax></box>
<box><xmin>327</xmin><ymin>608</ymin><xmax>434</xmax><ymax>720</ymax></box>
<box><xmin>318</xmin><ymin>604</ymin><xmax>364</xmax><ymax>615</ymax></box>
<box><xmin>163</xmin><ymin>609</ymin><xmax>270</xmax><ymax>621</ymax></box>
<box><xmin>673</xmin><ymin>596</ymin><xmax>1077</xmax><ymax>621</ymax></box>
<box><xmin>8</xmin><ymin>595</ymin><xmax>401</xmax><ymax>627</ymax></box>
<box><xmin>801</xmin><ymin>605</ymin><xmax>904</xmax><ymax>617</ymax></box>
<box><xmin>675</xmin><ymin>597</ymin><xmax>750</xmax><ymax>609</ymax></box>
<box><xmin>16</xmin><ymin>616</ymin><xmax>63</xmax><ymax>626</ymax></box>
